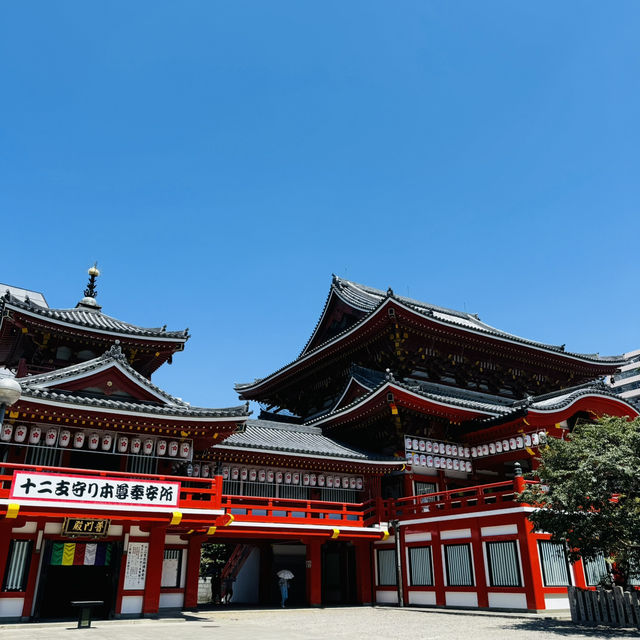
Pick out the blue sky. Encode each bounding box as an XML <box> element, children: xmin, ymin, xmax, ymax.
<box><xmin>1</xmin><ymin>2</ymin><xmax>638</xmax><ymax>409</ymax></box>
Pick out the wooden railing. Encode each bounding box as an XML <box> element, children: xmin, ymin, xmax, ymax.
<box><xmin>220</xmin><ymin>494</ymin><xmax>380</xmax><ymax>527</ymax></box>
<box><xmin>382</xmin><ymin>478</ymin><xmax>536</xmax><ymax>521</ymax></box>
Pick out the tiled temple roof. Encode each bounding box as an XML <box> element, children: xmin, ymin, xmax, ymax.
<box><xmin>217</xmin><ymin>418</ymin><xmax>398</xmax><ymax>463</ymax></box>
<box><xmin>1</xmin><ymin>291</ymin><xmax>188</xmax><ymax>341</ymax></box>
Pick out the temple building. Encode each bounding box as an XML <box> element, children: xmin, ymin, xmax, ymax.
<box><xmin>0</xmin><ymin>271</ymin><xmax>637</xmax><ymax>621</ymax></box>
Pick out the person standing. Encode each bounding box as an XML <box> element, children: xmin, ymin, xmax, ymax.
<box><xmin>278</xmin><ymin>576</ymin><xmax>289</xmax><ymax>608</ymax></box>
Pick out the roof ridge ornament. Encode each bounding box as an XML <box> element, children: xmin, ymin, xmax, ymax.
<box><xmin>386</xmin><ymin>287</ymin><xmax>394</xmax><ymax>297</ymax></box>
<box><xmin>84</xmin><ymin>263</ymin><xmax>100</xmax><ymax>299</ymax></box>
<box><xmin>105</xmin><ymin>339</ymin><xmax>126</xmax><ymax>362</ymax></box>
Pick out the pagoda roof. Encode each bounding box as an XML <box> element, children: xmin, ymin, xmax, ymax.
<box><xmin>236</xmin><ymin>276</ymin><xmax>625</xmax><ymax>399</ymax></box>
<box><xmin>1</xmin><ymin>290</ymin><xmax>189</xmax><ymax>343</ymax></box>
<box><xmin>307</xmin><ymin>368</ymin><xmax>639</xmax><ymax>429</ymax></box>
<box><xmin>14</xmin><ymin>344</ymin><xmax>247</xmax><ymax>421</ymax></box>
<box><xmin>215</xmin><ymin>417</ymin><xmax>402</xmax><ymax>466</ymax></box>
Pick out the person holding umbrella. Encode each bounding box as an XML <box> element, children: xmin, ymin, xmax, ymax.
<box><xmin>277</xmin><ymin>569</ymin><xmax>293</xmax><ymax>608</ymax></box>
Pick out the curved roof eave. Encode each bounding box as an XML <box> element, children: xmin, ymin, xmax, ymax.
<box><xmin>236</xmin><ymin>295</ymin><xmax>624</xmax><ymax>396</ymax></box>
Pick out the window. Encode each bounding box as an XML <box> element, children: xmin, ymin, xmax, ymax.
<box><xmin>486</xmin><ymin>541</ymin><xmax>521</xmax><ymax>587</ymax></box>
<box><xmin>161</xmin><ymin>549</ymin><xmax>183</xmax><ymax>588</ymax></box>
<box><xmin>444</xmin><ymin>544</ymin><xmax>474</xmax><ymax>586</ymax></box>
<box><xmin>583</xmin><ymin>554</ymin><xmax>608</xmax><ymax>586</ymax></box>
<box><xmin>3</xmin><ymin>540</ymin><xmax>32</xmax><ymax>592</ymax></box>
<box><xmin>414</xmin><ymin>481</ymin><xmax>438</xmax><ymax>503</ymax></box>
<box><xmin>538</xmin><ymin>541</ymin><xmax>570</xmax><ymax>586</ymax></box>
<box><xmin>409</xmin><ymin>547</ymin><xmax>433</xmax><ymax>586</ymax></box>
<box><xmin>377</xmin><ymin>549</ymin><xmax>397</xmax><ymax>586</ymax></box>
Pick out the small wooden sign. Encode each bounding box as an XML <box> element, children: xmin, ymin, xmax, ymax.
<box><xmin>62</xmin><ymin>518</ymin><xmax>111</xmax><ymax>537</ymax></box>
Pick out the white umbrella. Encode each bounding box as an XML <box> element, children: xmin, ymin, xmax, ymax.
<box><xmin>277</xmin><ymin>569</ymin><xmax>294</xmax><ymax>579</ymax></box>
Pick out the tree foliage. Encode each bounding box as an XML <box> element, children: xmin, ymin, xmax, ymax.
<box><xmin>519</xmin><ymin>415</ymin><xmax>640</xmax><ymax>586</ymax></box>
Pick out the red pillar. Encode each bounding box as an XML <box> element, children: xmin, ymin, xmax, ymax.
<box><xmin>0</xmin><ymin>523</ymin><xmax>13</xmax><ymax>587</ymax></box>
<box><xmin>355</xmin><ymin>541</ymin><xmax>373</xmax><ymax>605</ymax></box>
<box><xmin>431</xmin><ymin>530</ymin><xmax>446</xmax><ymax>606</ymax></box>
<box><xmin>142</xmin><ymin>526</ymin><xmax>167</xmax><ymax>616</ymax></box>
<box><xmin>516</xmin><ymin>517</ymin><xmax>546</xmax><ymax>611</ymax></box>
<box><xmin>21</xmin><ymin>533</ymin><xmax>42</xmax><ymax>619</ymax></box>
<box><xmin>184</xmin><ymin>536</ymin><xmax>205</xmax><ymax>609</ymax></box>
<box><xmin>305</xmin><ymin>539</ymin><xmax>322</xmax><ymax>607</ymax></box>
<box><xmin>470</xmin><ymin>524</ymin><xmax>489</xmax><ymax>608</ymax></box>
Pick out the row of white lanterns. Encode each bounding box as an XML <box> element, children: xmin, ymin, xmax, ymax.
<box><xmin>221</xmin><ymin>466</ymin><xmax>364</xmax><ymax>489</ymax></box>
<box><xmin>406</xmin><ymin>452</ymin><xmax>473</xmax><ymax>472</ymax></box>
<box><xmin>471</xmin><ymin>431</ymin><xmax>547</xmax><ymax>458</ymax></box>
<box><xmin>1</xmin><ymin>424</ymin><xmax>191</xmax><ymax>459</ymax></box>
<box><xmin>405</xmin><ymin>437</ymin><xmax>471</xmax><ymax>459</ymax></box>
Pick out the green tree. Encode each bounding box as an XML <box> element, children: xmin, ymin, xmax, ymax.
<box><xmin>519</xmin><ymin>415</ymin><xmax>640</xmax><ymax>587</ymax></box>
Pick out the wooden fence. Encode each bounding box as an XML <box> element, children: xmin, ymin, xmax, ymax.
<box><xmin>567</xmin><ymin>585</ymin><xmax>640</xmax><ymax>628</ymax></box>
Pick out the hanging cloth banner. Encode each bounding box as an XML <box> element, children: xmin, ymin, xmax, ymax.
<box><xmin>50</xmin><ymin>542</ymin><xmax>112</xmax><ymax>566</ymax></box>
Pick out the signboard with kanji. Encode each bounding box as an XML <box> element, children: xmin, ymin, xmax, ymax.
<box><xmin>124</xmin><ymin>541</ymin><xmax>149</xmax><ymax>590</ymax></box>
<box><xmin>10</xmin><ymin>471</ymin><xmax>180</xmax><ymax>508</ymax></box>
<box><xmin>62</xmin><ymin>517</ymin><xmax>111</xmax><ymax>537</ymax></box>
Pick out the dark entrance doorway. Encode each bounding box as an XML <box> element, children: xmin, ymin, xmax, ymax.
<box><xmin>36</xmin><ymin>541</ymin><xmax>121</xmax><ymax>620</ymax></box>
<box><xmin>322</xmin><ymin>541</ymin><xmax>356</xmax><ymax>604</ymax></box>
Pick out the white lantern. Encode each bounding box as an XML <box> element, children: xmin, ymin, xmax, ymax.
<box><xmin>310</xmin><ymin>474</ymin><xmax>317</xmax><ymax>486</ymax></box>
<box><xmin>327</xmin><ymin>476</ymin><xmax>333</xmax><ymax>488</ymax></box>
<box><xmin>426</xmin><ymin>455</ymin><xmax>434</xmax><ymax>467</ymax></box>
<box><xmin>240</xmin><ymin>468</ymin><xmax>248</xmax><ymax>481</ymax></box>
<box><xmin>73</xmin><ymin>431</ymin><xmax>85</xmax><ymax>448</ymax></box>
<box><xmin>87</xmin><ymin>432</ymin><xmax>100</xmax><ymax>450</ymax></box>
<box><xmin>516</xmin><ymin>436</ymin><xmax>524</xmax><ymax>449</ymax></box>
<box><xmin>318</xmin><ymin>475</ymin><xmax>325</xmax><ymax>487</ymax></box>
<box><xmin>156</xmin><ymin>440</ymin><xmax>167</xmax><ymax>456</ymax></box>
<box><xmin>222</xmin><ymin>466</ymin><xmax>230</xmax><ymax>479</ymax></box>
<box><xmin>349</xmin><ymin>477</ymin><xmax>356</xmax><ymax>489</ymax></box>
<box><xmin>524</xmin><ymin>434</ymin><xmax>532</xmax><ymax>447</ymax></box>
<box><xmin>419</xmin><ymin>454</ymin><xmax>426</xmax><ymax>466</ymax></box>
<box><xmin>1</xmin><ymin>424</ymin><xmax>13</xmax><ymax>442</ymax></box>
<box><xmin>143</xmin><ymin>439</ymin><xmax>154</xmax><ymax>455</ymax></box>
<box><xmin>464</xmin><ymin>447</ymin><xmax>470</xmax><ymax>458</ymax></box>
<box><xmin>231</xmin><ymin>467</ymin><xmax>239</xmax><ymax>480</ymax></box>
<box><xmin>192</xmin><ymin>463</ymin><xmax>201</xmax><ymax>477</ymax></box>
<box><xmin>434</xmin><ymin>457</ymin><xmax>441</xmax><ymax>469</ymax></box>
<box><xmin>131</xmin><ymin>438</ymin><xmax>142</xmax><ymax>454</ymax></box>
<box><xmin>509</xmin><ymin>438</ymin><xmax>516</xmax><ymax>450</ymax></box>
<box><xmin>412</xmin><ymin>438</ymin><xmax>419</xmax><ymax>449</ymax></box>
<box><xmin>439</xmin><ymin>443</ymin><xmax>446</xmax><ymax>454</ymax></box>
<box><xmin>445</xmin><ymin>444</ymin><xmax>452</xmax><ymax>455</ymax></box>
<box><xmin>168</xmin><ymin>441</ymin><xmax>179</xmax><ymax>457</ymax></box>
<box><xmin>412</xmin><ymin>453</ymin><xmax>420</xmax><ymax>465</ymax></box>
<box><xmin>334</xmin><ymin>476</ymin><xmax>341</xmax><ymax>488</ymax></box>
<box><xmin>59</xmin><ymin>430</ymin><xmax>71</xmax><ymax>447</ymax></box>
<box><xmin>179</xmin><ymin>442</ymin><xmax>190</xmax><ymax>459</ymax></box>
<box><xmin>14</xmin><ymin>424</ymin><xmax>27</xmax><ymax>443</ymax></box>
<box><xmin>201</xmin><ymin>465</ymin><xmax>211</xmax><ymax>478</ymax></box>
<box><xmin>531</xmin><ymin>433</ymin><xmax>539</xmax><ymax>446</ymax></box>
<box><xmin>267</xmin><ymin>470</ymin><xmax>275</xmax><ymax>482</ymax></box>
<box><xmin>482</xmin><ymin>444</ymin><xmax>489</xmax><ymax>456</ymax></box>
<box><xmin>356</xmin><ymin>477</ymin><xmax>363</xmax><ymax>490</ymax></box>
<box><xmin>285</xmin><ymin>472</ymin><xmax>292</xmax><ymax>484</ymax></box>
<box><xmin>258</xmin><ymin>470</ymin><xmax>266</xmax><ymax>482</ymax></box>
<box><xmin>249</xmin><ymin>469</ymin><xmax>257</xmax><ymax>482</ymax></box>
<box><xmin>446</xmin><ymin>458</ymin><xmax>453</xmax><ymax>470</ymax></box>
<box><xmin>489</xmin><ymin>442</ymin><xmax>496</xmax><ymax>455</ymax></box>
<box><xmin>538</xmin><ymin>431</ymin><xmax>547</xmax><ymax>444</ymax></box>
<box><xmin>453</xmin><ymin>459</ymin><xmax>460</xmax><ymax>470</ymax></box>
<box><xmin>303</xmin><ymin>473</ymin><xmax>310</xmax><ymax>486</ymax></box>
<box><xmin>292</xmin><ymin>472</ymin><xmax>300</xmax><ymax>485</ymax></box>
<box><xmin>276</xmin><ymin>471</ymin><xmax>283</xmax><ymax>484</ymax></box>
<box><xmin>471</xmin><ymin>447</ymin><xmax>477</xmax><ymax>458</ymax></box>
<box><xmin>342</xmin><ymin>477</ymin><xmax>349</xmax><ymax>488</ymax></box>
<box><xmin>451</xmin><ymin>445</ymin><xmax>458</xmax><ymax>457</ymax></box>
<box><xmin>118</xmin><ymin>436</ymin><xmax>129</xmax><ymax>453</ymax></box>
<box><xmin>406</xmin><ymin>452</ymin><xmax>413</xmax><ymax>464</ymax></box>
<box><xmin>405</xmin><ymin>437</ymin><xmax>413</xmax><ymax>450</ymax></box>
<box><xmin>465</xmin><ymin>461</ymin><xmax>472</xmax><ymax>472</ymax></box>
<box><xmin>419</xmin><ymin>440</ymin><xmax>426</xmax><ymax>451</ymax></box>
<box><xmin>496</xmin><ymin>441</ymin><xmax>503</xmax><ymax>453</ymax></box>
<box><xmin>426</xmin><ymin>441</ymin><xmax>433</xmax><ymax>453</ymax></box>
<box><xmin>29</xmin><ymin>426</ymin><xmax>42</xmax><ymax>445</ymax></box>
<box><xmin>101</xmin><ymin>433</ymin><xmax>113</xmax><ymax>451</ymax></box>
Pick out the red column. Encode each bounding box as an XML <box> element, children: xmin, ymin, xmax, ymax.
<box><xmin>516</xmin><ymin>517</ymin><xmax>545</xmax><ymax>611</ymax></box>
<box><xmin>0</xmin><ymin>524</ymin><xmax>13</xmax><ymax>587</ymax></box>
<box><xmin>305</xmin><ymin>539</ymin><xmax>322</xmax><ymax>607</ymax></box>
<box><xmin>21</xmin><ymin>532</ymin><xmax>42</xmax><ymax>619</ymax></box>
<box><xmin>431</xmin><ymin>530</ymin><xmax>446</xmax><ymax>606</ymax></box>
<box><xmin>184</xmin><ymin>536</ymin><xmax>205</xmax><ymax>609</ymax></box>
<box><xmin>142</xmin><ymin>526</ymin><xmax>167</xmax><ymax>616</ymax></box>
<box><xmin>470</xmin><ymin>524</ymin><xmax>489</xmax><ymax>608</ymax></box>
<box><xmin>355</xmin><ymin>541</ymin><xmax>373</xmax><ymax>605</ymax></box>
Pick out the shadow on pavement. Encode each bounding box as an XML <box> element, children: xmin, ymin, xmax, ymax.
<box><xmin>507</xmin><ymin>617</ymin><xmax>639</xmax><ymax>637</ymax></box>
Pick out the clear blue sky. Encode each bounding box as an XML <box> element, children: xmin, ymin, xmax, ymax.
<box><xmin>1</xmin><ymin>2</ymin><xmax>638</xmax><ymax>409</ymax></box>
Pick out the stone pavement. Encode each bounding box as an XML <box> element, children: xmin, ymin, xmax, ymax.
<box><xmin>0</xmin><ymin>606</ymin><xmax>636</xmax><ymax>640</ymax></box>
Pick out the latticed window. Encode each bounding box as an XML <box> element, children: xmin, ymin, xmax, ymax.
<box><xmin>486</xmin><ymin>541</ymin><xmax>521</xmax><ymax>587</ymax></box>
<box><xmin>409</xmin><ymin>547</ymin><xmax>433</xmax><ymax>586</ymax></box>
<box><xmin>538</xmin><ymin>541</ymin><xmax>570</xmax><ymax>586</ymax></box>
<box><xmin>26</xmin><ymin>445</ymin><xmax>60</xmax><ymax>467</ymax></box>
<box><xmin>583</xmin><ymin>554</ymin><xmax>608</xmax><ymax>586</ymax></box>
<box><xmin>127</xmin><ymin>455</ymin><xmax>157</xmax><ymax>475</ymax></box>
<box><xmin>3</xmin><ymin>540</ymin><xmax>32</xmax><ymax>592</ymax></box>
<box><xmin>444</xmin><ymin>544</ymin><xmax>474</xmax><ymax>586</ymax></box>
<box><xmin>377</xmin><ymin>549</ymin><xmax>397</xmax><ymax>586</ymax></box>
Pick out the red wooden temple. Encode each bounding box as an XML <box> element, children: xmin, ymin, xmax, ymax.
<box><xmin>0</xmin><ymin>271</ymin><xmax>637</xmax><ymax>620</ymax></box>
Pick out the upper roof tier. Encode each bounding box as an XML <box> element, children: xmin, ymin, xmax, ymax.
<box><xmin>0</xmin><ymin>284</ymin><xmax>189</xmax><ymax>377</ymax></box>
<box><xmin>237</xmin><ymin>276</ymin><xmax>626</xmax><ymax>416</ymax></box>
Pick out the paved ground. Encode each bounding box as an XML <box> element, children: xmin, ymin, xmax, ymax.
<box><xmin>0</xmin><ymin>606</ymin><xmax>637</xmax><ymax>640</ymax></box>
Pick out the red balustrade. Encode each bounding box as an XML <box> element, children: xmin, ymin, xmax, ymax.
<box><xmin>383</xmin><ymin>479</ymin><xmax>537</xmax><ymax>521</ymax></box>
